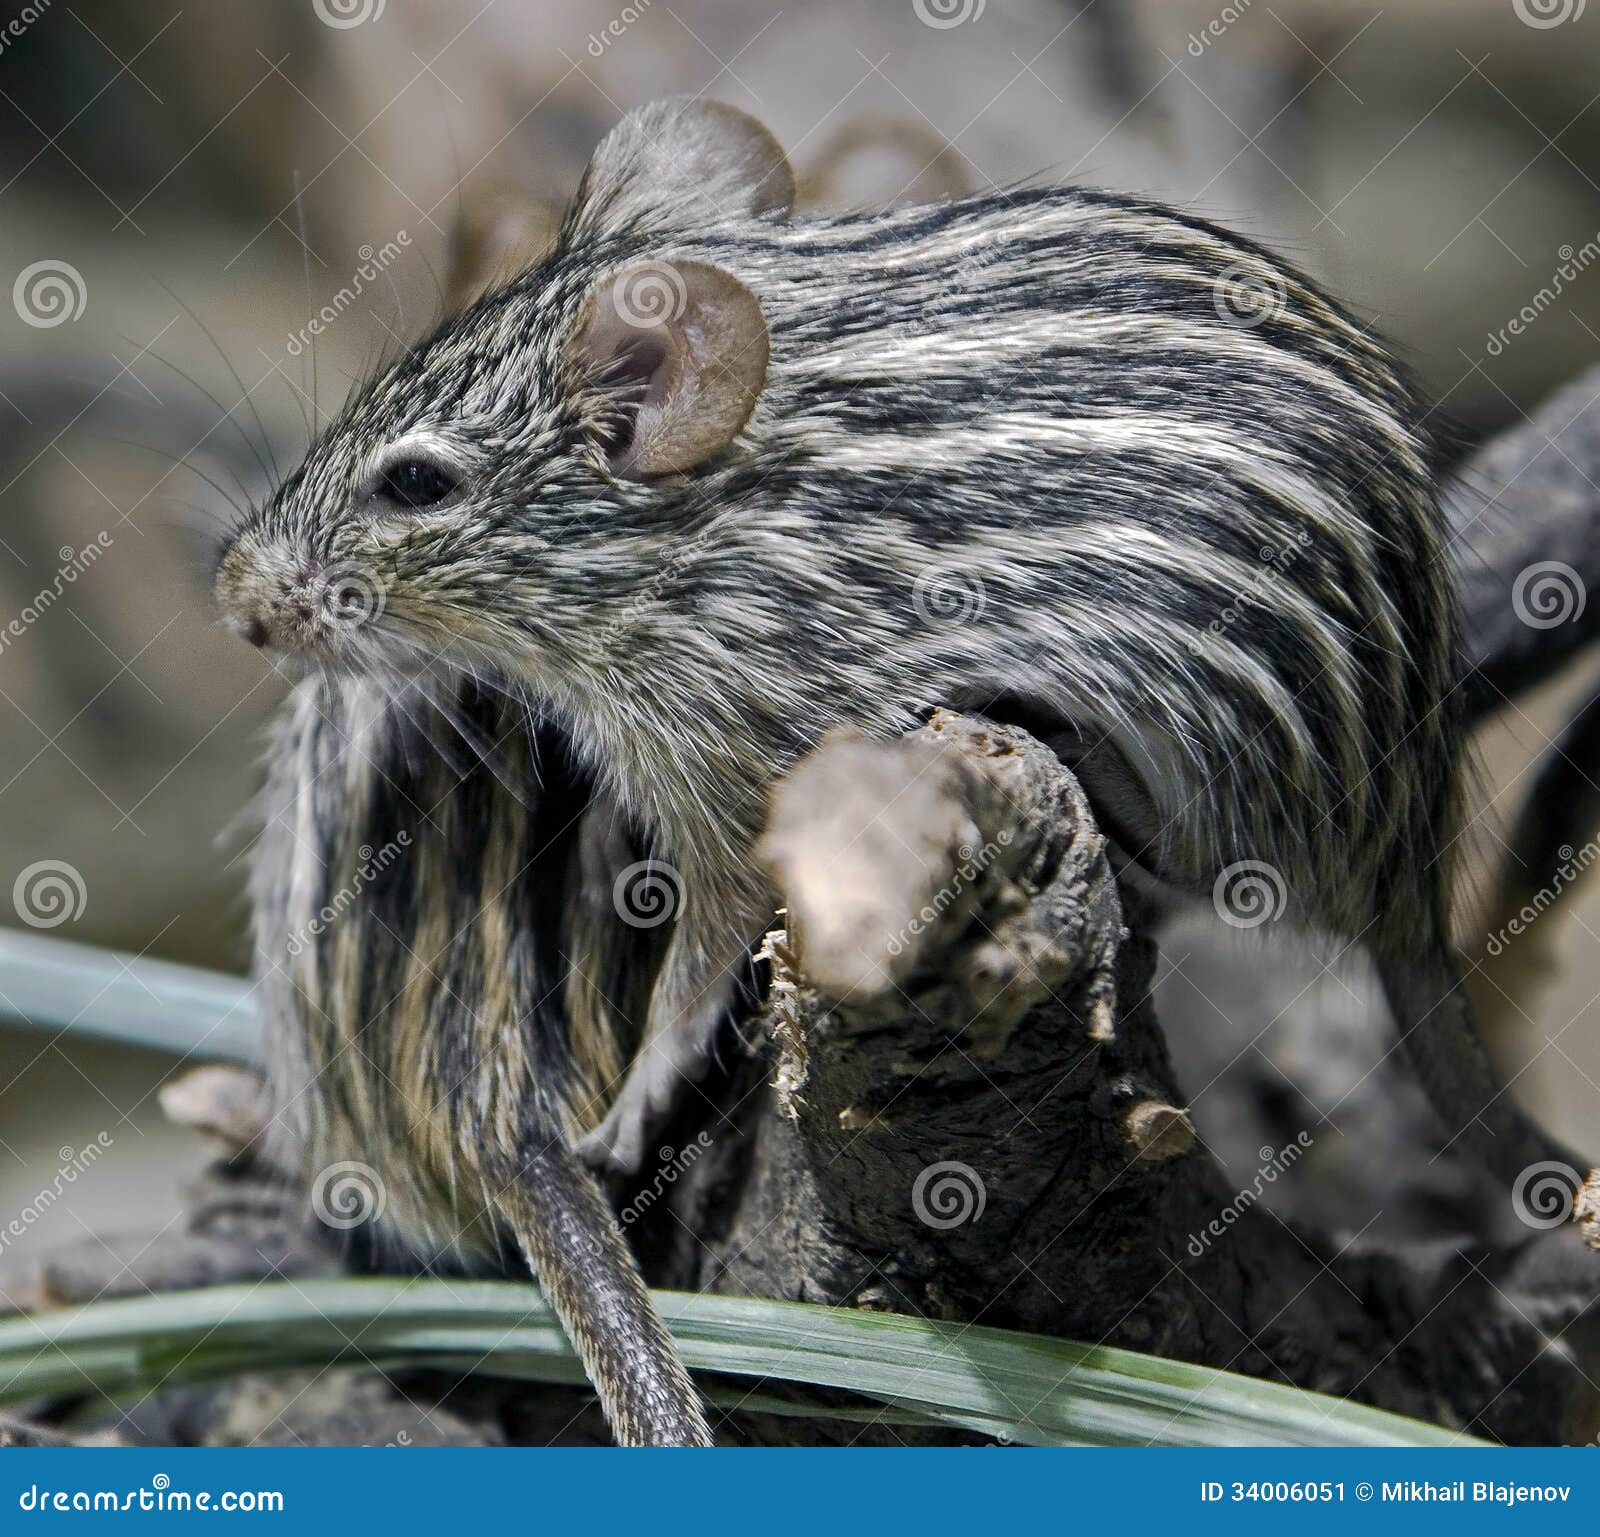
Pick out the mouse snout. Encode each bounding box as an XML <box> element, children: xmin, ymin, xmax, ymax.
<box><xmin>215</xmin><ymin>538</ymin><xmax>386</xmax><ymax>657</ymax></box>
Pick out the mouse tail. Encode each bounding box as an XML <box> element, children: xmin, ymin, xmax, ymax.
<box><xmin>1377</xmin><ymin>941</ymin><xmax>1599</xmax><ymax>1236</ymax></box>
<box><xmin>504</xmin><ymin>1135</ymin><xmax>712</xmax><ymax>1446</ymax></box>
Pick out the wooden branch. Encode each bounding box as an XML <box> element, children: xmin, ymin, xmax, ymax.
<box><xmin>681</xmin><ymin>711</ymin><xmax>1600</xmax><ymax>1445</ymax></box>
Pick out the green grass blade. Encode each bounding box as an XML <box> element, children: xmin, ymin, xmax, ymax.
<box><xmin>0</xmin><ymin>928</ymin><xmax>259</xmax><ymax>1063</ymax></box>
<box><xmin>0</xmin><ymin>1280</ymin><xmax>1480</xmax><ymax>1448</ymax></box>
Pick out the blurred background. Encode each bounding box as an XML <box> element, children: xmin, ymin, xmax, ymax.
<box><xmin>0</xmin><ymin>0</ymin><xmax>1597</xmax><ymax>1271</ymax></box>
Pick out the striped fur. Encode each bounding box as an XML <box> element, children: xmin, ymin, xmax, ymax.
<box><xmin>230</xmin><ymin>172</ymin><xmax>1456</xmax><ymax>962</ymax></box>
<box><xmin>222</xmin><ymin>100</ymin><xmax>1592</xmax><ymax>1441</ymax></box>
<box><xmin>250</xmin><ymin>672</ymin><xmax>701</xmax><ymax>1443</ymax></box>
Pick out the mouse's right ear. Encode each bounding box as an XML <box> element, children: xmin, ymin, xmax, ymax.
<box><xmin>569</xmin><ymin>98</ymin><xmax>795</xmax><ymax>236</ymax></box>
<box><xmin>573</xmin><ymin>258</ymin><xmax>770</xmax><ymax>480</ymax></box>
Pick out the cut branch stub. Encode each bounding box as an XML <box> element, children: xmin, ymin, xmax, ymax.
<box><xmin>717</xmin><ymin>710</ymin><xmax>1184</xmax><ymax>1344</ymax></box>
<box><xmin>757</xmin><ymin>710</ymin><xmax>1121</xmax><ymax>1043</ymax></box>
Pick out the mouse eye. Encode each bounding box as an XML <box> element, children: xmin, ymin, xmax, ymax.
<box><xmin>374</xmin><ymin>458</ymin><xmax>458</xmax><ymax>509</ymax></box>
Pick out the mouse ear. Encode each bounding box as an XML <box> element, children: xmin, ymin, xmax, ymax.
<box><xmin>570</xmin><ymin>98</ymin><xmax>795</xmax><ymax>236</ymax></box>
<box><xmin>574</xmin><ymin>258</ymin><xmax>770</xmax><ymax>480</ymax></box>
<box><xmin>445</xmin><ymin>178</ymin><xmax>560</xmax><ymax>311</ymax></box>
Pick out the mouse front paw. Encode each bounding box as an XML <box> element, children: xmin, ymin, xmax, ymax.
<box><xmin>578</xmin><ymin>1085</ymin><xmax>653</xmax><ymax>1176</ymax></box>
<box><xmin>578</xmin><ymin>1025</ymin><xmax>717</xmax><ymax>1177</ymax></box>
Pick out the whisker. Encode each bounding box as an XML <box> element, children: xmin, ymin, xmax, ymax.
<box><xmin>107</xmin><ymin>436</ymin><xmax>249</xmax><ymax>520</ymax></box>
<box><xmin>118</xmin><ymin>336</ymin><xmax>274</xmax><ymax>493</ymax></box>
<box><xmin>154</xmin><ymin>280</ymin><xmax>283</xmax><ymax>485</ymax></box>
<box><xmin>415</xmin><ymin>242</ymin><xmax>446</xmax><ymax>319</ymax></box>
<box><xmin>351</xmin><ymin>629</ymin><xmax>548</xmax><ymax>808</ymax></box>
<box><xmin>293</xmin><ymin>169</ymin><xmax>319</xmax><ymax>431</ymax></box>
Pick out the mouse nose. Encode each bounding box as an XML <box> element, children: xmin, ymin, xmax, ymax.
<box><xmin>217</xmin><ymin>540</ymin><xmax>385</xmax><ymax>659</ymax></box>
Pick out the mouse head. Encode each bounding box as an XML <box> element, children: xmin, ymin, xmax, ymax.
<box><xmin>214</xmin><ymin>98</ymin><xmax>793</xmax><ymax>686</ymax></box>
